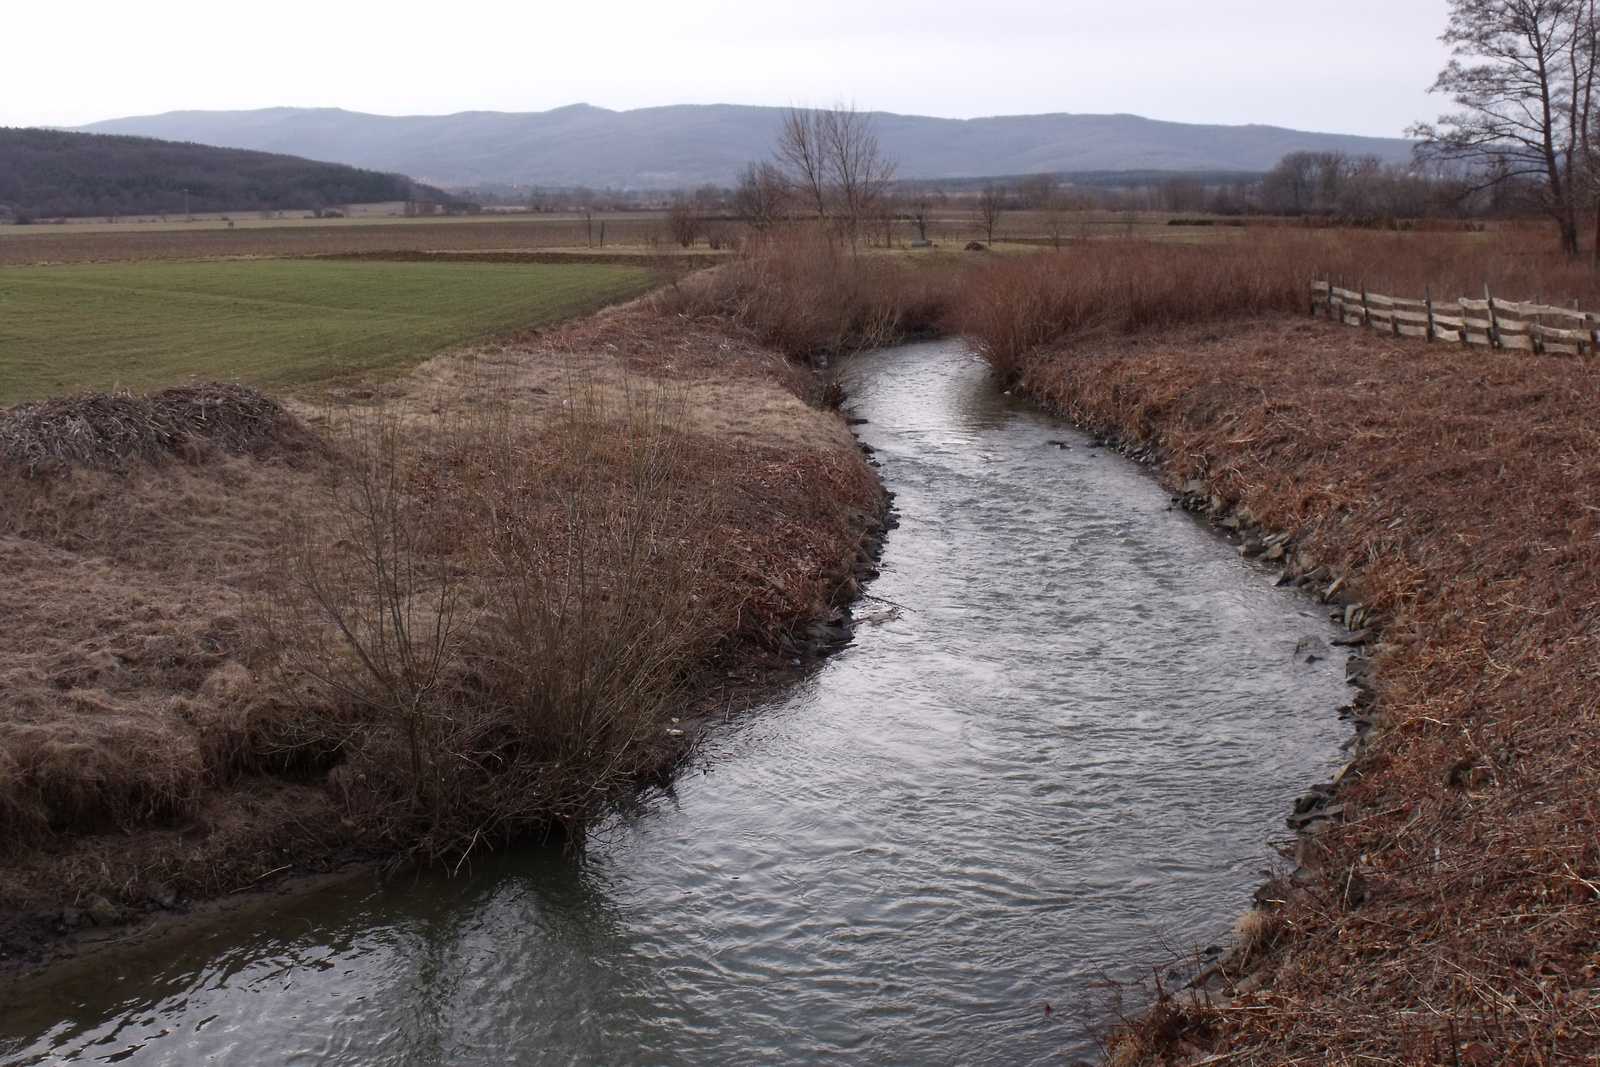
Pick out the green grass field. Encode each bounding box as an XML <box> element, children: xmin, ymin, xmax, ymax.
<box><xmin>0</xmin><ymin>259</ymin><xmax>654</xmax><ymax>404</ymax></box>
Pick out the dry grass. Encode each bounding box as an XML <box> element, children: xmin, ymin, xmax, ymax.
<box><xmin>0</xmin><ymin>304</ymin><xmax>881</xmax><ymax>937</ymax></box>
<box><xmin>1011</xmin><ymin>316</ymin><xmax>1600</xmax><ymax>1063</ymax></box>
<box><xmin>0</xmin><ymin>215</ymin><xmax>716</xmax><ymax>267</ymax></box>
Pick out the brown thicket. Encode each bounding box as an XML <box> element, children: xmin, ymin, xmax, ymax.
<box><xmin>260</xmin><ymin>376</ymin><xmax>738</xmax><ymax>855</ymax></box>
<box><xmin>655</xmin><ymin>230</ymin><xmax>951</xmax><ymax>359</ymax></box>
<box><xmin>953</xmin><ymin>229</ymin><xmax>1600</xmax><ymax>382</ymax></box>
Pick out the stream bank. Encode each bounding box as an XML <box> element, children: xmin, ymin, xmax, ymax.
<box><xmin>1001</xmin><ymin>313</ymin><xmax>1600</xmax><ymax>1063</ymax></box>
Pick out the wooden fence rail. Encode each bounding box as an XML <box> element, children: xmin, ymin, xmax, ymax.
<box><xmin>1310</xmin><ymin>279</ymin><xmax>1600</xmax><ymax>356</ymax></box>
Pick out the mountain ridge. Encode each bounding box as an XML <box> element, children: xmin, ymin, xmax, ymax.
<box><xmin>74</xmin><ymin>104</ymin><xmax>1416</xmax><ymax>190</ymax></box>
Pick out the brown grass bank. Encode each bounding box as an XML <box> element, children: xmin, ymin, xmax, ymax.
<box><xmin>0</xmin><ymin>304</ymin><xmax>883</xmax><ymax>967</ymax></box>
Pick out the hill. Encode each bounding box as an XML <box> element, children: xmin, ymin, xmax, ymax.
<box><xmin>73</xmin><ymin>105</ymin><xmax>1417</xmax><ymax>190</ymax></box>
<box><xmin>0</xmin><ymin>127</ymin><xmax>454</xmax><ymax>220</ymax></box>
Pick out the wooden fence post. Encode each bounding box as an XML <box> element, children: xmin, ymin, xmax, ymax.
<box><xmin>1485</xmin><ymin>284</ymin><xmax>1501</xmax><ymax>349</ymax></box>
<box><xmin>1425</xmin><ymin>287</ymin><xmax>1436</xmax><ymax>342</ymax></box>
<box><xmin>1361</xmin><ymin>287</ymin><xmax>1372</xmax><ymax>330</ymax></box>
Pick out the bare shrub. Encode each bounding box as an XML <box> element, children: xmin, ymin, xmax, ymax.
<box><xmin>264</xmin><ymin>372</ymin><xmax>733</xmax><ymax>856</ymax></box>
<box><xmin>656</xmin><ymin>229</ymin><xmax>954</xmax><ymax>359</ymax></box>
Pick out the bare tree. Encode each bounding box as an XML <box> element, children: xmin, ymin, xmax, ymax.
<box><xmin>1040</xmin><ymin>185</ymin><xmax>1069</xmax><ymax>249</ymax></box>
<box><xmin>733</xmin><ymin>161</ymin><xmax>789</xmax><ymax>231</ymax></box>
<box><xmin>1015</xmin><ymin>172</ymin><xmax>1058</xmax><ymax>209</ymax></box>
<box><xmin>1411</xmin><ymin>0</ymin><xmax>1599</xmax><ymax>254</ymax></box>
<box><xmin>776</xmin><ymin>108</ymin><xmax>831</xmax><ymax>218</ymax></box>
<box><xmin>820</xmin><ymin>105</ymin><xmax>895</xmax><ymax>251</ymax></box>
<box><xmin>1159</xmin><ymin>173</ymin><xmax>1206</xmax><ymax>213</ymax></box>
<box><xmin>773</xmin><ymin>103</ymin><xmax>896</xmax><ymax>250</ymax></box>
<box><xmin>906</xmin><ymin>185</ymin><xmax>939</xmax><ymax>241</ymax></box>
<box><xmin>977</xmin><ymin>183</ymin><xmax>1006</xmax><ymax>244</ymax></box>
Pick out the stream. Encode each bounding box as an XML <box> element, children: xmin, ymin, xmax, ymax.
<box><xmin>0</xmin><ymin>340</ymin><xmax>1349</xmax><ymax>1065</ymax></box>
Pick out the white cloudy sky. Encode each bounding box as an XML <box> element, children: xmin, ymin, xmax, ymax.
<box><xmin>8</xmin><ymin>0</ymin><xmax>1454</xmax><ymax>136</ymax></box>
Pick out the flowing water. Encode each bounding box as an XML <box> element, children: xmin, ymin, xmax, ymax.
<box><xmin>1</xmin><ymin>341</ymin><xmax>1350</xmax><ymax>1065</ymax></box>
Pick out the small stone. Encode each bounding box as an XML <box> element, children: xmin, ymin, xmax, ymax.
<box><xmin>60</xmin><ymin>906</ymin><xmax>83</xmax><ymax>928</ymax></box>
<box><xmin>1264</xmin><ymin>544</ymin><xmax>1285</xmax><ymax>561</ymax></box>
<box><xmin>1235</xmin><ymin>970</ymin><xmax>1268</xmax><ymax>995</ymax></box>
<box><xmin>85</xmin><ymin>895</ymin><xmax>120</xmax><ymax>926</ymax></box>
<box><xmin>1294</xmin><ymin>635</ymin><xmax>1329</xmax><ymax>663</ymax></box>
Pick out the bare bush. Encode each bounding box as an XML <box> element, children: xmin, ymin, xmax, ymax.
<box><xmin>264</xmin><ymin>373</ymin><xmax>733</xmax><ymax>855</ymax></box>
<box><xmin>655</xmin><ymin>229</ymin><xmax>953</xmax><ymax>358</ymax></box>
<box><xmin>734</xmin><ymin>161</ymin><xmax>790</xmax><ymax>231</ymax></box>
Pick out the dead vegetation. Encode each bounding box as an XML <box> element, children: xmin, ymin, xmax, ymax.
<box><xmin>0</xmin><ymin>382</ymin><xmax>314</xmax><ymax>475</ymax></box>
<box><xmin>0</xmin><ymin>305</ymin><xmax>881</xmax><ymax>945</ymax></box>
<box><xmin>655</xmin><ymin>231</ymin><xmax>952</xmax><ymax>360</ymax></box>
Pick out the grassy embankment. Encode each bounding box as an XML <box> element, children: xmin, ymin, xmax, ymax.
<box><xmin>0</xmin><ymin>240</ymin><xmax>883</xmax><ymax>965</ymax></box>
<box><xmin>679</xmin><ymin>228</ymin><xmax>1600</xmax><ymax>1063</ymax></box>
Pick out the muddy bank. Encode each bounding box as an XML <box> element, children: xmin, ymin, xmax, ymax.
<box><xmin>0</xmin><ymin>305</ymin><xmax>885</xmax><ymax>974</ymax></box>
<box><xmin>1001</xmin><ymin>314</ymin><xmax>1600</xmax><ymax>1063</ymax></box>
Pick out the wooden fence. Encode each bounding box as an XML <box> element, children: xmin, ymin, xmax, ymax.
<box><xmin>1310</xmin><ymin>279</ymin><xmax>1600</xmax><ymax>355</ymax></box>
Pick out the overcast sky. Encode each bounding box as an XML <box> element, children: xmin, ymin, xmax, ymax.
<box><xmin>8</xmin><ymin>0</ymin><xmax>1454</xmax><ymax>137</ymax></box>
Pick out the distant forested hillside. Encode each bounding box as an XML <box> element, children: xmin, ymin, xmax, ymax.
<box><xmin>0</xmin><ymin>128</ymin><xmax>452</xmax><ymax>220</ymax></box>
